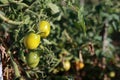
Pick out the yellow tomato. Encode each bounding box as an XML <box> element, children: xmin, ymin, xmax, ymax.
<box><xmin>24</xmin><ymin>32</ymin><xmax>40</xmax><ymax>49</ymax></box>
<box><xmin>109</xmin><ymin>71</ymin><xmax>115</xmax><ymax>78</ymax></box>
<box><xmin>63</xmin><ymin>60</ymin><xmax>71</xmax><ymax>71</ymax></box>
<box><xmin>38</xmin><ymin>21</ymin><xmax>50</xmax><ymax>38</ymax></box>
<box><xmin>26</xmin><ymin>52</ymin><xmax>40</xmax><ymax>68</ymax></box>
<box><xmin>52</xmin><ymin>68</ymin><xmax>59</xmax><ymax>74</ymax></box>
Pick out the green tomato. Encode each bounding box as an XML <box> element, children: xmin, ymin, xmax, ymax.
<box><xmin>26</xmin><ymin>52</ymin><xmax>40</xmax><ymax>68</ymax></box>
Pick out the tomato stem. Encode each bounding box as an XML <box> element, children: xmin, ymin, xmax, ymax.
<box><xmin>0</xmin><ymin>13</ymin><xmax>23</xmax><ymax>25</ymax></box>
<box><xmin>8</xmin><ymin>50</ymin><xmax>23</xmax><ymax>80</ymax></box>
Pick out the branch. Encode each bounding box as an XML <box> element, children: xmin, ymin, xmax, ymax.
<box><xmin>0</xmin><ymin>13</ymin><xmax>23</xmax><ymax>25</ymax></box>
<box><xmin>102</xmin><ymin>20</ymin><xmax>109</xmax><ymax>52</ymax></box>
<box><xmin>80</xmin><ymin>0</ymin><xmax>84</xmax><ymax>6</ymax></box>
<box><xmin>0</xmin><ymin>48</ymin><xmax>3</xmax><ymax>80</ymax></box>
<box><xmin>79</xmin><ymin>50</ymin><xmax>83</xmax><ymax>62</ymax></box>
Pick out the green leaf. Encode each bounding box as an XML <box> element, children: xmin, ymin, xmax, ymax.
<box><xmin>0</xmin><ymin>0</ymin><xmax>9</xmax><ymax>4</ymax></box>
<box><xmin>47</xmin><ymin>3</ymin><xmax>60</xmax><ymax>14</ymax></box>
<box><xmin>24</xmin><ymin>15</ymin><xmax>30</xmax><ymax>24</ymax></box>
<box><xmin>112</xmin><ymin>21</ymin><xmax>117</xmax><ymax>31</ymax></box>
<box><xmin>19</xmin><ymin>50</ymin><xmax>26</xmax><ymax>63</ymax></box>
<box><xmin>77</xmin><ymin>6</ymin><xmax>86</xmax><ymax>36</ymax></box>
<box><xmin>43</xmin><ymin>39</ymin><xmax>57</xmax><ymax>45</ymax></box>
<box><xmin>112</xmin><ymin>14</ymin><xmax>119</xmax><ymax>21</ymax></box>
<box><xmin>0</xmin><ymin>11</ymin><xmax>5</xmax><ymax>16</ymax></box>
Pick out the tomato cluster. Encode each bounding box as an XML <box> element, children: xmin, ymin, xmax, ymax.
<box><xmin>63</xmin><ymin>60</ymin><xmax>85</xmax><ymax>71</ymax></box>
<box><xmin>23</xmin><ymin>21</ymin><xmax>50</xmax><ymax>68</ymax></box>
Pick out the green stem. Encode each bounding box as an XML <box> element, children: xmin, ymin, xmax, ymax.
<box><xmin>8</xmin><ymin>51</ymin><xmax>21</xmax><ymax>78</ymax></box>
<box><xmin>49</xmin><ymin>59</ymin><xmax>61</xmax><ymax>72</ymax></box>
<box><xmin>10</xmin><ymin>1</ymin><xmax>29</xmax><ymax>7</ymax></box>
<box><xmin>0</xmin><ymin>13</ymin><xmax>23</xmax><ymax>25</ymax></box>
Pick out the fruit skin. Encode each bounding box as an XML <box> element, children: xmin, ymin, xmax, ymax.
<box><xmin>75</xmin><ymin>61</ymin><xmax>84</xmax><ymax>71</ymax></box>
<box><xmin>79</xmin><ymin>62</ymin><xmax>84</xmax><ymax>69</ymax></box>
<box><xmin>52</xmin><ymin>68</ymin><xmax>59</xmax><ymax>74</ymax></box>
<box><xmin>26</xmin><ymin>52</ymin><xmax>40</xmax><ymax>68</ymax></box>
<box><xmin>109</xmin><ymin>71</ymin><xmax>115</xmax><ymax>78</ymax></box>
<box><xmin>24</xmin><ymin>32</ymin><xmax>40</xmax><ymax>49</ymax></box>
<box><xmin>38</xmin><ymin>21</ymin><xmax>50</xmax><ymax>38</ymax></box>
<box><xmin>63</xmin><ymin>60</ymin><xmax>71</xmax><ymax>71</ymax></box>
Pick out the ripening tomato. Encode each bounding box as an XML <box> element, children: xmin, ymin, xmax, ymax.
<box><xmin>63</xmin><ymin>60</ymin><xmax>71</xmax><ymax>71</ymax></box>
<box><xmin>75</xmin><ymin>61</ymin><xmax>84</xmax><ymax>70</ymax></box>
<box><xmin>79</xmin><ymin>62</ymin><xmax>84</xmax><ymax>69</ymax></box>
<box><xmin>38</xmin><ymin>21</ymin><xmax>50</xmax><ymax>38</ymax></box>
<box><xmin>26</xmin><ymin>52</ymin><xmax>40</xmax><ymax>68</ymax></box>
<box><xmin>24</xmin><ymin>32</ymin><xmax>40</xmax><ymax>49</ymax></box>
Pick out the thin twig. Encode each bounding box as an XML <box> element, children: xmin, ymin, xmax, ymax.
<box><xmin>63</xmin><ymin>30</ymin><xmax>73</xmax><ymax>43</ymax></box>
<box><xmin>79</xmin><ymin>50</ymin><xmax>83</xmax><ymax>62</ymax></box>
<box><xmin>0</xmin><ymin>13</ymin><xmax>23</xmax><ymax>25</ymax></box>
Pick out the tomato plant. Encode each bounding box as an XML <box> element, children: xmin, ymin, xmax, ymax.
<box><xmin>0</xmin><ymin>0</ymin><xmax>120</xmax><ymax>80</ymax></box>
